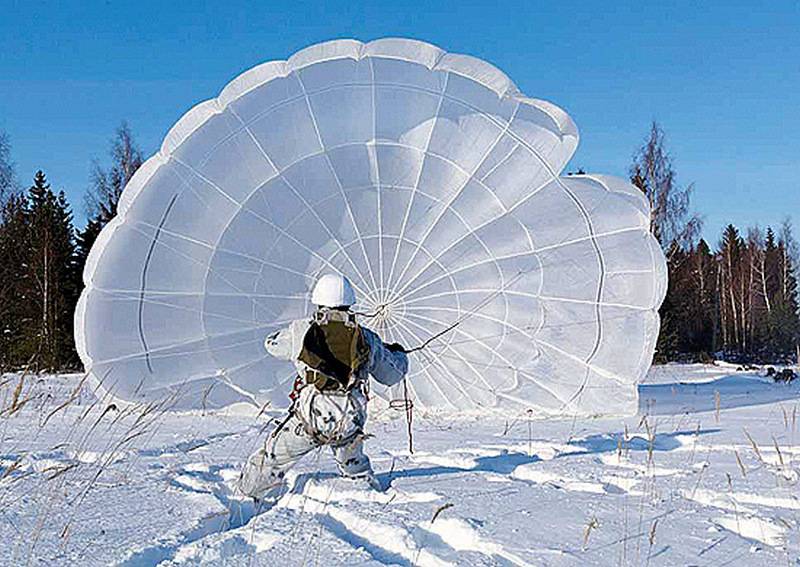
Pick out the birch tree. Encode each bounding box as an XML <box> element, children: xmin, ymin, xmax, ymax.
<box><xmin>630</xmin><ymin>122</ymin><xmax>701</xmax><ymax>253</ymax></box>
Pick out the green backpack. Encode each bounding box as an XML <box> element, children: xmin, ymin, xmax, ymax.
<box><xmin>298</xmin><ymin>309</ymin><xmax>370</xmax><ymax>392</ymax></box>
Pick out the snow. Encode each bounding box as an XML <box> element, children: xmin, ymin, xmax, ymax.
<box><xmin>1</xmin><ymin>364</ymin><xmax>800</xmax><ymax>565</ymax></box>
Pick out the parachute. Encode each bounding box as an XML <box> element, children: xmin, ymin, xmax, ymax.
<box><xmin>75</xmin><ymin>38</ymin><xmax>667</xmax><ymax>415</ymax></box>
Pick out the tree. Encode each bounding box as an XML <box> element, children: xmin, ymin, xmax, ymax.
<box><xmin>653</xmin><ymin>238</ymin><xmax>719</xmax><ymax>361</ymax></box>
<box><xmin>631</xmin><ymin>122</ymin><xmax>705</xmax><ymax>361</ymax></box>
<box><xmin>73</xmin><ymin>216</ymin><xmax>102</xmax><ymax>279</ymax></box>
<box><xmin>0</xmin><ymin>131</ymin><xmax>18</xmax><ymax>205</ymax></box>
<box><xmin>653</xmin><ymin>242</ymin><xmax>687</xmax><ymax>361</ymax></box>
<box><xmin>769</xmin><ymin>220</ymin><xmax>800</xmax><ymax>357</ymax></box>
<box><xmin>630</xmin><ymin>122</ymin><xmax>701</xmax><ymax>252</ymax></box>
<box><xmin>76</xmin><ymin>122</ymin><xmax>143</xmax><ymax>280</ymax></box>
<box><xmin>717</xmin><ymin>224</ymin><xmax>746</xmax><ymax>353</ymax></box>
<box><xmin>0</xmin><ymin>193</ymin><xmax>29</xmax><ymax>370</ymax></box>
<box><xmin>10</xmin><ymin>172</ymin><xmax>80</xmax><ymax>371</ymax></box>
<box><xmin>0</xmin><ymin>134</ymin><xmax>22</xmax><ymax>371</ymax></box>
<box><xmin>689</xmin><ymin>238</ymin><xmax>718</xmax><ymax>354</ymax></box>
<box><xmin>84</xmin><ymin>122</ymin><xmax>143</xmax><ymax>224</ymax></box>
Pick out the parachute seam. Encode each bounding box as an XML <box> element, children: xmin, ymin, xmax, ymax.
<box><xmin>213</xmin><ymin>39</ymin><xmax>537</xmax><ymax>112</ymax></box>
<box><xmin>391</xmin><ymin>317</ymin><xmax>452</xmax><ymax>409</ymax></box>
<box><xmin>367</xmin><ymin>57</ymin><xmax>386</xmax><ymax>296</ymax></box>
<box><xmin>401</xmin><ymin>225</ymin><xmax>645</xmax><ymax>301</ymax></box>
<box><xmin>225</xmin><ymin>106</ymin><xmax>375</xmax><ymax>299</ymax></box>
<box><xmin>389</xmin><ymin>102</ymin><xmax>521</xmax><ymax>296</ymax></box>
<box><xmin>293</xmin><ymin>71</ymin><xmax>381</xmax><ymax>294</ymax></box>
<box><xmin>90</xmin><ymin>320</ymin><xmax>296</xmax><ymax>368</ymax></box>
<box><xmin>178</xmin><ymin>82</ymin><xmax>573</xmax><ymax>171</ymax></box>
<box><xmin>295</xmin><ymin>77</ymin><xmax>374</xmax><ymax>293</ymax></box>
<box><xmin>391</xmin><ymin>317</ymin><xmax>466</xmax><ymax>410</ymax></box>
<box><xmin>404</xmin><ymin>291</ymin><xmax>651</xmax><ymax>312</ymax></box>
<box><xmin>535</xmin><ymin>338</ymin><xmax>625</xmax><ymax>385</ymax></box>
<box><xmin>129</xmin><ymin>217</ymin><xmax>316</xmax><ymax>283</ymax></box>
<box><xmin>439</xmin><ymin>105</ymin><xmax>611</xmax><ymax>407</ymax></box>
<box><xmin>385</xmin><ymin>72</ymin><xmax>449</xmax><ymax>295</ymax></box>
<box><xmin>403</xmin><ymin>310</ymin><xmax>521</xmax><ymax>402</ymax></box>
<box><xmin>403</xmin><ymin>313</ymin><xmax>498</xmax><ymax>406</ymax></box>
<box><xmin>170</xmin><ymin>150</ymin><xmax>375</xmax><ymax>307</ymax></box>
<box><xmin>139</xmin><ymin>193</ymin><xmax>179</xmax><ymax>374</ymax></box>
<box><xmin>127</xmin><ymin>216</ymin><xmax>296</xmax><ymax>309</ymax></box>
<box><xmin>103</xmin><ymin>288</ymin><xmax>283</xmax><ymax>325</ymax></box>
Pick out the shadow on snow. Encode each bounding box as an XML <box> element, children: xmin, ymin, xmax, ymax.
<box><xmin>639</xmin><ymin>373</ymin><xmax>800</xmax><ymax>415</ymax></box>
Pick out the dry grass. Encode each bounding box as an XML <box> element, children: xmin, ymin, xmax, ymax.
<box><xmin>0</xmin><ymin>370</ymin><xmax>191</xmax><ymax>562</ymax></box>
<box><xmin>742</xmin><ymin>428</ymin><xmax>763</xmax><ymax>463</ymax></box>
<box><xmin>582</xmin><ymin>516</ymin><xmax>600</xmax><ymax>550</ymax></box>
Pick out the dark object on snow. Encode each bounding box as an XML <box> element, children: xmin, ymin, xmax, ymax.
<box><xmin>695</xmin><ymin>351</ymin><xmax>715</xmax><ymax>364</ymax></box>
<box><xmin>766</xmin><ymin>367</ymin><xmax>776</xmax><ymax>377</ymax></box>
<box><xmin>773</xmin><ymin>369</ymin><xmax>796</xmax><ymax>383</ymax></box>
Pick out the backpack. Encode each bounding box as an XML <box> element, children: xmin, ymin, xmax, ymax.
<box><xmin>298</xmin><ymin>309</ymin><xmax>370</xmax><ymax>392</ymax></box>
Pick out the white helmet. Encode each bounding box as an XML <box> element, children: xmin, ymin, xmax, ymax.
<box><xmin>311</xmin><ymin>274</ymin><xmax>356</xmax><ymax>308</ymax></box>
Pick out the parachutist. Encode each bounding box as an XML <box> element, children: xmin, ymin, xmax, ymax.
<box><xmin>237</xmin><ymin>274</ymin><xmax>408</xmax><ymax>500</ymax></box>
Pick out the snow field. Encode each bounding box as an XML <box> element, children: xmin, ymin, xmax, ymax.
<box><xmin>1</xmin><ymin>364</ymin><xmax>800</xmax><ymax>565</ymax></box>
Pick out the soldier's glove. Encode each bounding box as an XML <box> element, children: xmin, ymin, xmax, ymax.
<box><xmin>386</xmin><ymin>342</ymin><xmax>406</xmax><ymax>353</ymax></box>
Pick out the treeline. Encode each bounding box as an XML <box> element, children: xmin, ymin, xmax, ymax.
<box><xmin>658</xmin><ymin>225</ymin><xmax>800</xmax><ymax>362</ymax></box>
<box><xmin>0</xmin><ymin>125</ymin><xmax>142</xmax><ymax>372</ymax></box>
<box><xmin>0</xmin><ymin>121</ymin><xmax>798</xmax><ymax>372</ymax></box>
<box><xmin>630</xmin><ymin>123</ymin><xmax>800</xmax><ymax>363</ymax></box>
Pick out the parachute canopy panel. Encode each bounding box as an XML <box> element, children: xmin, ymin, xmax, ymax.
<box><xmin>76</xmin><ymin>38</ymin><xmax>667</xmax><ymax>415</ymax></box>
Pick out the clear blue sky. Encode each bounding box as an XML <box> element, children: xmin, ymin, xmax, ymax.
<box><xmin>1</xmin><ymin>0</ymin><xmax>798</xmax><ymax>242</ymax></box>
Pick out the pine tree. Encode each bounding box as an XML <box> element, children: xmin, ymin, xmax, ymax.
<box><xmin>15</xmin><ymin>171</ymin><xmax>80</xmax><ymax>371</ymax></box>
<box><xmin>654</xmin><ymin>242</ymin><xmax>688</xmax><ymax>361</ymax></box>
<box><xmin>0</xmin><ymin>193</ymin><xmax>29</xmax><ymax>370</ymax></box>
<box><xmin>0</xmin><ymin>134</ymin><xmax>23</xmax><ymax>371</ymax></box>
<box><xmin>73</xmin><ymin>216</ymin><xmax>102</xmax><ymax>284</ymax></box>
<box><xmin>689</xmin><ymin>239</ymin><xmax>718</xmax><ymax>354</ymax></box>
<box><xmin>769</xmin><ymin>222</ymin><xmax>800</xmax><ymax>357</ymax></box>
<box><xmin>717</xmin><ymin>224</ymin><xmax>746</xmax><ymax>354</ymax></box>
<box><xmin>0</xmin><ymin>131</ymin><xmax>17</xmax><ymax>204</ymax></box>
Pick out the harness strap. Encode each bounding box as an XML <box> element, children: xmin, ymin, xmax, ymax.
<box><xmin>291</xmin><ymin>381</ymin><xmax>367</xmax><ymax>446</ymax></box>
<box><xmin>270</xmin><ymin>399</ymin><xmax>297</xmax><ymax>440</ymax></box>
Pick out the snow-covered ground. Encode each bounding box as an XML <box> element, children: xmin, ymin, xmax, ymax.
<box><xmin>2</xmin><ymin>363</ymin><xmax>800</xmax><ymax>566</ymax></box>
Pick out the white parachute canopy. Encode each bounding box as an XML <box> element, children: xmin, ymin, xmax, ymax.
<box><xmin>76</xmin><ymin>38</ymin><xmax>667</xmax><ymax>415</ymax></box>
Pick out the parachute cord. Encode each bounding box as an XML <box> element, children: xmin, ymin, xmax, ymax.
<box><xmin>388</xmin><ymin>377</ymin><xmax>414</xmax><ymax>453</ymax></box>
<box><xmin>404</xmin><ymin>377</ymin><xmax>414</xmax><ymax>454</ymax></box>
<box><xmin>402</xmin><ymin>319</ymin><xmax>462</xmax><ymax>354</ymax></box>
<box><xmin>351</xmin><ymin>309</ymin><xmax>380</xmax><ymax>318</ymax></box>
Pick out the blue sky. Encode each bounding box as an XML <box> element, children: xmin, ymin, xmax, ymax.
<box><xmin>1</xmin><ymin>0</ymin><xmax>798</xmax><ymax>242</ymax></box>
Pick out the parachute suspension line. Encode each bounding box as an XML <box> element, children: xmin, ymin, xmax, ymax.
<box><xmin>351</xmin><ymin>309</ymin><xmax>380</xmax><ymax>319</ymax></box>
